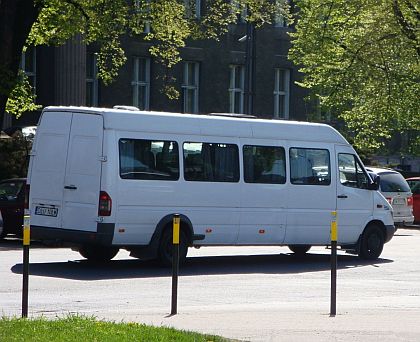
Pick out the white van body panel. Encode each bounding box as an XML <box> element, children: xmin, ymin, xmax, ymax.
<box><xmin>28</xmin><ymin>106</ymin><xmax>395</xmax><ymax>260</ymax></box>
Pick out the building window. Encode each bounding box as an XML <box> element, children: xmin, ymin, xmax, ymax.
<box><xmin>231</xmin><ymin>0</ymin><xmax>247</xmax><ymax>23</ymax></box>
<box><xmin>86</xmin><ymin>53</ymin><xmax>98</xmax><ymax>106</ymax></box>
<box><xmin>183</xmin><ymin>142</ymin><xmax>240</xmax><ymax>182</ymax></box>
<box><xmin>134</xmin><ymin>0</ymin><xmax>150</xmax><ymax>33</ymax></box>
<box><xmin>274</xmin><ymin>68</ymin><xmax>290</xmax><ymax>119</ymax></box>
<box><xmin>229</xmin><ymin>65</ymin><xmax>244</xmax><ymax>114</ymax></box>
<box><xmin>290</xmin><ymin>148</ymin><xmax>331</xmax><ymax>186</ymax></box>
<box><xmin>274</xmin><ymin>0</ymin><xmax>289</xmax><ymax>28</ymax></box>
<box><xmin>243</xmin><ymin>145</ymin><xmax>286</xmax><ymax>184</ymax></box>
<box><xmin>20</xmin><ymin>47</ymin><xmax>37</xmax><ymax>94</ymax></box>
<box><xmin>182</xmin><ymin>61</ymin><xmax>199</xmax><ymax>113</ymax></box>
<box><xmin>132</xmin><ymin>57</ymin><xmax>150</xmax><ymax>110</ymax></box>
<box><xmin>184</xmin><ymin>0</ymin><xmax>201</xmax><ymax>19</ymax></box>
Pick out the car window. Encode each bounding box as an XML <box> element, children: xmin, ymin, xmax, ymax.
<box><xmin>408</xmin><ymin>180</ymin><xmax>420</xmax><ymax>194</ymax></box>
<box><xmin>0</xmin><ymin>181</ymin><xmax>24</xmax><ymax>202</ymax></box>
<box><xmin>379</xmin><ymin>172</ymin><xmax>411</xmax><ymax>192</ymax></box>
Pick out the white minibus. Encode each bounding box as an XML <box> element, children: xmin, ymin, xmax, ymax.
<box><xmin>27</xmin><ymin>106</ymin><xmax>395</xmax><ymax>264</ymax></box>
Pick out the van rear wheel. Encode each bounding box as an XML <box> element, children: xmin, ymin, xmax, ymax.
<box><xmin>288</xmin><ymin>245</ymin><xmax>311</xmax><ymax>255</ymax></box>
<box><xmin>358</xmin><ymin>224</ymin><xmax>384</xmax><ymax>260</ymax></box>
<box><xmin>158</xmin><ymin>228</ymin><xmax>188</xmax><ymax>267</ymax></box>
<box><xmin>79</xmin><ymin>245</ymin><xmax>119</xmax><ymax>262</ymax></box>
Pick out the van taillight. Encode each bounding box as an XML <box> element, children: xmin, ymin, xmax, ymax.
<box><xmin>386</xmin><ymin>197</ymin><xmax>392</xmax><ymax>205</ymax></box>
<box><xmin>24</xmin><ymin>184</ymin><xmax>30</xmax><ymax>210</ymax></box>
<box><xmin>99</xmin><ymin>191</ymin><xmax>112</xmax><ymax>216</ymax></box>
<box><xmin>407</xmin><ymin>196</ymin><xmax>413</xmax><ymax>207</ymax></box>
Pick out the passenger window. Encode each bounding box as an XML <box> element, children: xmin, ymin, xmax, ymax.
<box><xmin>119</xmin><ymin>139</ymin><xmax>179</xmax><ymax>180</ymax></box>
<box><xmin>243</xmin><ymin>145</ymin><xmax>286</xmax><ymax>184</ymax></box>
<box><xmin>290</xmin><ymin>148</ymin><xmax>331</xmax><ymax>185</ymax></box>
<box><xmin>338</xmin><ymin>153</ymin><xmax>369</xmax><ymax>189</ymax></box>
<box><xmin>183</xmin><ymin>142</ymin><xmax>239</xmax><ymax>182</ymax></box>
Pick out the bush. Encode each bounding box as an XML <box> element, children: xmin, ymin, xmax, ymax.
<box><xmin>0</xmin><ymin>132</ymin><xmax>32</xmax><ymax>180</ymax></box>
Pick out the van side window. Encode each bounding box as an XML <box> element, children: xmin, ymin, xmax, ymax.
<box><xmin>183</xmin><ymin>142</ymin><xmax>239</xmax><ymax>182</ymax></box>
<box><xmin>290</xmin><ymin>148</ymin><xmax>331</xmax><ymax>185</ymax></box>
<box><xmin>243</xmin><ymin>145</ymin><xmax>286</xmax><ymax>184</ymax></box>
<box><xmin>119</xmin><ymin>139</ymin><xmax>179</xmax><ymax>180</ymax></box>
<box><xmin>338</xmin><ymin>153</ymin><xmax>369</xmax><ymax>189</ymax></box>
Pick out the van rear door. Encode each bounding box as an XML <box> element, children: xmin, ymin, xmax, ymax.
<box><xmin>62</xmin><ymin>113</ymin><xmax>103</xmax><ymax>232</ymax></box>
<box><xmin>30</xmin><ymin>111</ymin><xmax>103</xmax><ymax>232</ymax></box>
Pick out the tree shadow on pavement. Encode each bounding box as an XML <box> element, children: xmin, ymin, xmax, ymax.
<box><xmin>11</xmin><ymin>252</ymin><xmax>392</xmax><ymax>281</ymax></box>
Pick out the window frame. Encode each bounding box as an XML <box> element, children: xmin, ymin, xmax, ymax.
<box><xmin>243</xmin><ymin>144</ymin><xmax>286</xmax><ymax>184</ymax></box>
<box><xmin>289</xmin><ymin>147</ymin><xmax>331</xmax><ymax>186</ymax></box>
<box><xmin>183</xmin><ymin>141</ymin><xmax>240</xmax><ymax>183</ymax></box>
<box><xmin>229</xmin><ymin>65</ymin><xmax>245</xmax><ymax>114</ymax></box>
<box><xmin>131</xmin><ymin>56</ymin><xmax>151</xmax><ymax>110</ymax></box>
<box><xmin>273</xmin><ymin>68</ymin><xmax>290</xmax><ymax>119</ymax></box>
<box><xmin>86</xmin><ymin>52</ymin><xmax>98</xmax><ymax>106</ymax></box>
<box><xmin>182</xmin><ymin>61</ymin><xmax>199</xmax><ymax>113</ymax></box>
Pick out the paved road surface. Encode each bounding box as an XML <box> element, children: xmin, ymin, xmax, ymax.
<box><xmin>1</xmin><ymin>227</ymin><xmax>420</xmax><ymax>341</ymax></box>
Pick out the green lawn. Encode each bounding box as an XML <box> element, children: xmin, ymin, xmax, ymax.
<box><xmin>0</xmin><ymin>315</ymin><xmax>231</xmax><ymax>342</ymax></box>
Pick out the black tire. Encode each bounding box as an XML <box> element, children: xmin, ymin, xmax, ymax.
<box><xmin>358</xmin><ymin>224</ymin><xmax>384</xmax><ymax>260</ymax></box>
<box><xmin>288</xmin><ymin>244</ymin><xmax>311</xmax><ymax>255</ymax></box>
<box><xmin>78</xmin><ymin>245</ymin><xmax>119</xmax><ymax>262</ymax></box>
<box><xmin>158</xmin><ymin>228</ymin><xmax>188</xmax><ymax>267</ymax></box>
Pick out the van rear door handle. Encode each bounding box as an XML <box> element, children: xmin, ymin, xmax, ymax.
<box><xmin>337</xmin><ymin>195</ymin><xmax>348</xmax><ymax>199</ymax></box>
<box><xmin>64</xmin><ymin>185</ymin><xmax>77</xmax><ymax>190</ymax></box>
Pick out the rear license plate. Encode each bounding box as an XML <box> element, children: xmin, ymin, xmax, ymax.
<box><xmin>35</xmin><ymin>206</ymin><xmax>58</xmax><ymax>217</ymax></box>
<box><xmin>393</xmin><ymin>198</ymin><xmax>405</xmax><ymax>205</ymax></box>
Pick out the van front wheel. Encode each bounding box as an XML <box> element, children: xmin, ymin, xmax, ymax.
<box><xmin>288</xmin><ymin>245</ymin><xmax>311</xmax><ymax>255</ymax></box>
<box><xmin>79</xmin><ymin>245</ymin><xmax>119</xmax><ymax>262</ymax></box>
<box><xmin>358</xmin><ymin>224</ymin><xmax>384</xmax><ymax>260</ymax></box>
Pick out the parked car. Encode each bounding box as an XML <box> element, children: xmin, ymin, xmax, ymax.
<box><xmin>0</xmin><ymin>178</ymin><xmax>26</xmax><ymax>239</ymax></box>
<box><xmin>366</xmin><ymin>167</ymin><xmax>414</xmax><ymax>226</ymax></box>
<box><xmin>0</xmin><ymin>209</ymin><xmax>4</xmax><ymax>238</ymax></box>
<box><xmin>406</xmin><ymin>177</ymin><xmax>420</xmax><ymax>223</ymax></box>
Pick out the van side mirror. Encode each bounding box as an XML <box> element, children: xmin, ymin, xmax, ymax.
<box><xmin>368</xmin><ymin>175</ymin><xmax>380</xmax><ymax>191</ymax></box>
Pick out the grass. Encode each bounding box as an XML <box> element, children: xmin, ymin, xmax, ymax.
<box><xmin>0</xmin><ymin>315</ymin><xmax>231</xmax><ymax>342</ymax></box>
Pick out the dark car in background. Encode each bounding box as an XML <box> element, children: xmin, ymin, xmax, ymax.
<box><xmin>406</xmin><ymin>177</ymin><xmax>420</xmax><ymax>223</ymax></box>
<box><xmin>0</xmin><ymin>178</ymin><xmax>26</xmax><ymax>239</ymax></box>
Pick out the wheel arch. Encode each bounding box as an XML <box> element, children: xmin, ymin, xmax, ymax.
<box><xmin>154</xmin><ymin>213</ymin><xmax>194</xmax><ymax>246</ymax></box>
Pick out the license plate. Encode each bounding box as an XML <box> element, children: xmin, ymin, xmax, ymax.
<box><xmin>35</xmin><ymin>206</ymin><xmax>58</xmax><ymax>217</ymax></box>
<box><xmin>392</xmin><ymin>198</ymin><xmax>405</xmax><ymax>205</ymax></box>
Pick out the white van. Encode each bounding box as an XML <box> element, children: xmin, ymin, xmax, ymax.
<box><xmin>27</xmin><ymin>106</ymin><xmax>395</xmax><ymax>264</ymax></box>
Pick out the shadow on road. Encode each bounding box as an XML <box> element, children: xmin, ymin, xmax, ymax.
<box><xmin>10</xmin><ymin>252</ymin><xmax>392</xmax><ymax>281</ymax></box>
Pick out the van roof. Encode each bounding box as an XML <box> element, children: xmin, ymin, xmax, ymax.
<box><xmin>42</xmin><ymin>106</ymin><xmax>349</xmax><ymax>144</ymax></box>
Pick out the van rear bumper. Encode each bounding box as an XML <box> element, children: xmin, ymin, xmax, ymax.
<box><xmin>30</xmin><ymin>224</ymin><xmax>115</xmax><ymax>246</ymax></box>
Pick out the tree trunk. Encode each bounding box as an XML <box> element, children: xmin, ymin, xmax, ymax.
<box><xmin>0</xmin><ymin>0</ymin><xmax>40</xmax><ymax>131</ymax></box>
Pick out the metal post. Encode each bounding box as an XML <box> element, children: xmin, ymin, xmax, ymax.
<box><xmin>330</xmin><ymin>211</ymin><xmax>337</xmax><ymax>317</ymax></box>
<box><xmin>22</xmin><ymin>215</ymin><xmax>30</xmax><ymax>318</ymax></box>
<box><xmin>171</xmin><ymin>214</ymin><xmax>180</xmax><ymax>315</ymax></box>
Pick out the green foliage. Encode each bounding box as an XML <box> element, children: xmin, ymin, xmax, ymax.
<box><xmin>5</xmin><ymin>71</ymin><xmax>41</xmax><ymax>118</ymax></box>
<box><xmin>0</xmin><ymin>315</ymin><xmax>229</xmax><ymax>341</ymax></box>
<box><xmin>0</xmin><ymin>133</ymin><xmax>32</xmax><ymax>180</ymax></box>
<box><xmin>25</xmin><ymin>0</ymin><xmax>283</xmax><ymax>93</ymax></box>
<box><xmin>289</xmin><ymin>0</ymin><xmax>420</xmax><ymax>155</ymax></box>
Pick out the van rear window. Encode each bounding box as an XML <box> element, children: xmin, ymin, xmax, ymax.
<box><xmin>379</xmin><ymin>173</ymin><xmax>410</xmax><ymax>192</ymax></box>
<box><xmin>119</xmin><ymin>139</ymin><xmax>179</xmax><ymax>180</ymax></box>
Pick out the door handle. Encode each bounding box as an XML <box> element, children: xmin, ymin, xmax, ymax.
<box><xmin>64</xmin><ymin>185</ymin><xmax>77</xmax><ymax>190</ymax></box>
<box><xmin>337</xmin><ymin>195</ymin><xmax>348</xmax><ymax>199</ymax></box>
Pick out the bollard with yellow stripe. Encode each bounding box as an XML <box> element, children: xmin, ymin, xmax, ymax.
<box><xmin>23</xmin><ymin>215</ymin><xmax>31</xmax><ymax>246</ymax></box>
<box><xmin>330</xmin><ymin>211</ymin><xmax>337</xmax><ymax>242</ymax></box>
<box><xmin>173</xmin><ymin>215</ymin><xmax>180</xmax><ymax>245</ymax></box>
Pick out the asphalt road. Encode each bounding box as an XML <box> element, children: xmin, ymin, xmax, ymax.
<box><xmin>1</xmin><ymin>227</ymin><xmax>420</xmax><ymax>341</ymax></box>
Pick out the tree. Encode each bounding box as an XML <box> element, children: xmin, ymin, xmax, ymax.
<box><xmin>0</xmin><ymin>0</ymin><xmax>286</xmax><ymax>131</ymax></box>
<box><xmin>289</xmin><ymin>0</ymin><xmax>420</xmax><ymax>155</ymax></box>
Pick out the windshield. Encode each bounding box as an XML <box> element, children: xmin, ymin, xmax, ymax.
<box><xmin>0</xmin><ymin>181</ymin><xmax>24</xmax><ymax>201</ymax></box>
<box><xmin>379</xmin><ymin>172</ymin><xmax>411</xmax><ymax>192</ymax></box>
